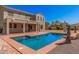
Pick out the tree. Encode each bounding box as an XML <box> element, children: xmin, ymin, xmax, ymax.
<box><xmin>45</xmin><ymin>22</ymin><xmax>50</xmax><ymax>30</ymax></box>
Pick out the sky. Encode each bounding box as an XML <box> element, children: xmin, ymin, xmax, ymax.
<box><xmin>6</xmin><ymin>5</ymin><xmax>79</xmax><ymax>24</ymax></box>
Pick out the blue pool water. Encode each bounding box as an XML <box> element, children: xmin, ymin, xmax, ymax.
<box><xmin>12</xmin><ymin>33</ymin><xmax>64</xmax><ymax>50</ymax></box>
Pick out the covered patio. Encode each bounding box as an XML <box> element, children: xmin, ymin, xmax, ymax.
<box><xmin>3</xmin><ymin>18</ymin><xmax>45</xmax><ymax>34</ymax></box>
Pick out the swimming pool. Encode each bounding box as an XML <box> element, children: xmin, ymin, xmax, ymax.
<box><xmin>12</xmin><ymin>33</ymin><xmax>64</xmax><ymax>50</ymax></box>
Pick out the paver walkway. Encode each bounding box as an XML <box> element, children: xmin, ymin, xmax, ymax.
<box><xmin>0</xmin><ymin>39</ymin><xmax>20</xmax><ymax>54</ymax></box>
<box><xmin>48</xmin><ymin>39</ymin><xmax>79</xmax><ymax>54</ymax></box>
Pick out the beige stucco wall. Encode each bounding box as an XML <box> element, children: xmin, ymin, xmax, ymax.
<box><xmin>36</xmin><ymin>14</ymin><xmax>45</xmax><ymax>22</ymax></box>
<box><xmin>0</xmin><ymin>8</ymin><xmax>4</xmax><ymax>28</ymax></box>
<box><xmin>3</xmin><ymin>11</ymin><xmax>9</xmax><ymax>19</ymax></box>
<box><xmin>35</xmin><ymin>14</ymin><xmax>45</xmax><ymax>31</ymax></box>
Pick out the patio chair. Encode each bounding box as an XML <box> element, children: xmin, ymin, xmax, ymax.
<box><xmin>76</xmin><ymin>33</ymin><xmax>79</xmax><ymax>39</ymax></box>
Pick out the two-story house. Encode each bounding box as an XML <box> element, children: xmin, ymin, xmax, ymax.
<box><xmin>0</xmin><ymin>6</ymin><xmax>45</xmax><ymax>34</ymax></box>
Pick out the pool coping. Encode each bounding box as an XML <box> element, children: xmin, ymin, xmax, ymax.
<box><xmin>0</xmin><ymin>32</ymin><xmax>65</xmax><ymax>54</ymax></box>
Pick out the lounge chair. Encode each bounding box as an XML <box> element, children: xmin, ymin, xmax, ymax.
<box><xmin>70</xmin><ymin>36</ymin><xmax>76</xmax><ymax>40</ymax></box>
<box><xmin>75</xmin><ymin>33</ymin><xmax>79</xmax><ymax>39</ymax></box>
<box><xmin>70</xmin><ymin>33</ymin><xmax>79</xmax><ymax>40</ymax></box>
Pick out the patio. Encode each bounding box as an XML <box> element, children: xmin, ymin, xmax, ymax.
<box><xmin>48</xmin><ymin>38</ymin><xmax>79</xmax><ymax>54</ymax></box>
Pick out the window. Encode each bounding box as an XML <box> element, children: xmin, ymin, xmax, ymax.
<box><xmin>14</xmin><ymin>24</ymin><xmax>17</xmax><ymax>28</ymax></box>
<box><xmin>21</xmin><ymin>24</ymin><xmax>23</xmax><ymax>28</ymax></box>
<box><xmin>26</xmin><ymin>16</ymin><xmax>30</xmax><ymax>20</ymax></box>
<box><xmin>9</xmin><ymin>23</ymin><xmax>12</xmax><ymax>28</ymax></box>
<box><xmin>42</xmin><ymin>17</ymin><xmax>44</xmax><ymax>22</ymax></box>
<box><xmin>37</xmin><ymin>16</ymin><xmax>40</xmax><ymax>21</ymax></box>
<box><xmin>40</xmin><ymin>17</ymin><xmax>43</xmax><ymax>21</ymax></box>
<box><xmin>38</xmin><ymin>16</ymin><xmax>40</xmax><ymax>20</ymax></box>
<box><xmin>43</xmin><ymin>18</ymin><xmax>44</xmax><ymax>21</ymax></box>
<box><xmin>41</xmin><ymin>25</ymin><xmax>43</xmax><ymax>29</ymax></box>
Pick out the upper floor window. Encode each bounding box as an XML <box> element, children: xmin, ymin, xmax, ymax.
<box><xmin>14</xmin><ymin>23</ymin><xmax>17</xmax><ymax>28</ymax></box>
<box><xmin>30</xmin><ymin>17</ymin><xmax>32</xmax><ymax>20</ymax></box>
<box><xmin>8</xmin><ymin>12</ymin><xmax>13</xmax><ymax>17</ymax></box>
<box><xmin>37</xmin><ymin>16</ymin><xmax>40</xmax><ymax>21</ymax></box>
<box><xmin>40</xmin><ymin>17</ymin><xmax>43</xmax><ymax>21</ymax></box>
<box><xmin>38</xmin><ymin>16</ymin><xmax>44</xmax><ymax>22</ymax></box>
<box><xmin>42</xmin><ymin>18</ymin><xmax>44</xmax><ymax>22</ymax></box>
<box><xmin>26</xmin><ymin>16</ymin><xmax>30</xmax><ymax>20</ymax></box>
<box><xmin>38</xmin><ymin>16</ymin><xmax>40</xmax><ymax>20</ymax></box>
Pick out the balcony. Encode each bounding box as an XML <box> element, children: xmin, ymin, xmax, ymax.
<box><xmin>4</xmin><ymin>12</ymin><xmax>30</xmax><ymax>21</ymax></box>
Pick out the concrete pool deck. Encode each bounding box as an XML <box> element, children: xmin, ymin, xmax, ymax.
<box><xmin>47</xmin><ymin>31</ymin><xmax>79</xmax><ymax>54</ymax></box>
<box><xmin>0</xmin><ymin>31</ymin><xmax>65</xmax><ymax>54</ymax></box>
<box><xmin>47</xmin><ymin>38</ymin><xmax>79</xmax><ymax>54</ymax></box>
<box><xmin>0</xmin><ymin>39</ymin><xmax>20</xmax><ymax>54</ymax></box>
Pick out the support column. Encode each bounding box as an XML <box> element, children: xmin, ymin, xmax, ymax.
<box><xmin>38</xmin><ymin>24</ymin><xmax>40</xmax><ymax>32</ymax></box>
<box><xmin>26</xmin><ymin>24</ymin><xmax>28</xmax><ymax>32</ymax></box>
<box><xmin>43</xmin><ymin>22</ymin><xmax>45</xmax><ymax>31</ymax></box>
<box><xmin>39</xmin><ymin>25</ymin><xmax>41</xmax><ymax>32</ymax></box>
<box><xmin>36</xmin><ymin>23</ymin><xmax>38</xmax><ymax>32</ymax></box>
<box><xmin>40</xmin><ymin>25</ymin><xmax>42</xmax><ymax>31</ymax></box>
<box><xmin>3</xmin><ymin>23</ymin><xmax>6</xmax><ymax>34</ymax></box>
<box><xmin>43</xmin><ymin>17</ymin><xmax>45</xmax><ymax>31</ymax></box>
<box><xmin>38</xmin><ymin>24</ymin><xmax>40</xmax><ymax>31</ymax></box>
<box><xmin>23</xmin><ymin>23</ymin><xmax>25</xmax><ymax>33</ymax></box>
<box><xmin>32</xmin><ymin>25</ymin><xmax>33</xmax><ymax>31</ymax></box>
<box><xmin>6</xmin><ymin>19</ymin><xmax>9</xmax><ymax>34</ymax></box>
